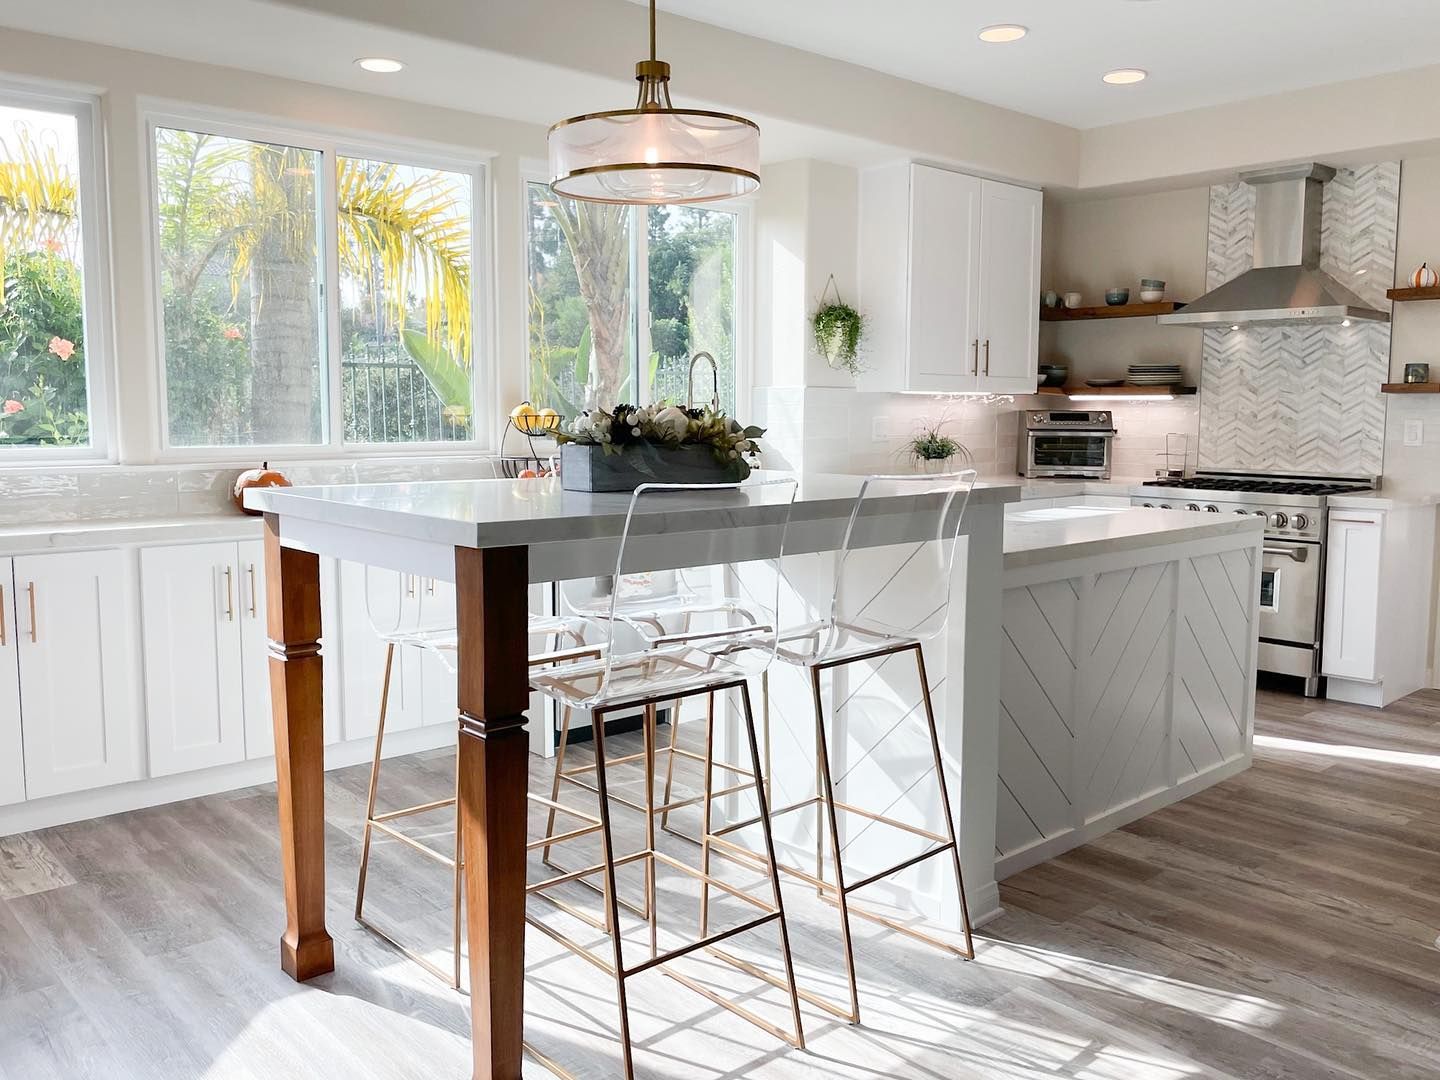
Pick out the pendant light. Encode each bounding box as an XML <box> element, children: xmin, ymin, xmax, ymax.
<box><xmin>548</xmin><ymin>0</ymin><xmax>760</xmax><ymax>205</ymax></box>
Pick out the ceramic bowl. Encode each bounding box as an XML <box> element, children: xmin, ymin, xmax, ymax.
<box><xmin>1140</xmin><ymin>278</ymin><xmax>1166</xmax><ymax>289</ymax></box>
<box><xmin>1139</xmin><ymin>289</ymin><xmax>1165</xmax><ymax>303</ymax></box>
<box><xmin>1105</xmin><ymin>288</ymin><xmax>1130</xmax><ymax>306</ymax></box>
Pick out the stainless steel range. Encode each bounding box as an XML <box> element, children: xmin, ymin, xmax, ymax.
<box><xmin>1131</xmin><ymin>469</ymin><xmax>1376</xmax><ymax>696</ymax></box>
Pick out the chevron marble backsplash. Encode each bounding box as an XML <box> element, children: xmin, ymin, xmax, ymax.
<box><xmin>1198</xmin><ymin>163</ymin><xmax>1399</xmax><ymax>476</ymax></box>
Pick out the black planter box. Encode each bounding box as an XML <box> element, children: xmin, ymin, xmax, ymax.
<box><xmin>560</xmin><ymin>442</ymin><xmax>742</xmax><ymax>492</ymax></box>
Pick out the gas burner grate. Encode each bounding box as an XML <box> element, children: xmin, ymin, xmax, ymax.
<box><xmin>1141</xmin><ymin>477</ymin><xmax>1371</xmax><ymax>497</ymax></box>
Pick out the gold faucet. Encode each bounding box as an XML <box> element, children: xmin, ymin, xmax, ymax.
<box><xmin>686</xmin><ymin>351</ymin><xmax>720</xmax><ymax>412</ymax></box>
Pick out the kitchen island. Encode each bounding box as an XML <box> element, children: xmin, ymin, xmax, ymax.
<box><xmin>995</xmin><ymin>506</ymin><xmax>1263</xmax><ymax>878</ymax></box>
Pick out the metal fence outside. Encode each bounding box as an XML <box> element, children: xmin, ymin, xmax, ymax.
<box><xmin>341</xmin><ymin>343</ymin><xmax>471</xmax><ymax>443</ymax></box>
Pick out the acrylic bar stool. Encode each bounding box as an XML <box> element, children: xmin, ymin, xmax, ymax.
<box><xmin>525</xmin><ymin>479</ymin><xmax>805</xmax><ymax>1080</ymax></box>
<box><xmin>352</xmin><ymin>566</ymin><xmax>597</xmax><ymax>989</ymax></box>
<box><xmin>705</xmin><ymin>469</ymin><xmax>980</xmax><ymax>1026</ymax></box>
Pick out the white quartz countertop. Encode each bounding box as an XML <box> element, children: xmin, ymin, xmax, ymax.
<box><xmin>1004</xmin><ymin>506</ymin><xmax>1263</xmax><ymax>570</ymax></box>
<box><xmin>1326</xmin><ymin>491</ymin><xmax>1440</xmax><ymax>510</ymax></box>
<box><xmin>246</xmin><ymin>472</ymin><xmax>1022</xmax><ymax>549</ymax></box>
<box><xmin>0</xmin><ymin>513</ymin><xmax>261</xmax><ymax>556</ymax></box>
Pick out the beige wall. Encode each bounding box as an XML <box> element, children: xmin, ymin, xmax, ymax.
<box><xmin>1039</xmin><ymin>187</ymin><xmax>1210</xmax><ymax>387</ymax></box>
<box><xmin>0</xmin><ymin>28</ymin><xmax>547</xmax><ymax>463</ymax></box>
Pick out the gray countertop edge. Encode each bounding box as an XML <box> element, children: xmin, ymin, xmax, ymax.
<box><xmin>0</xmin><ymin>514</ymin><xmax>262</xmax><ymax>556</ymax></box>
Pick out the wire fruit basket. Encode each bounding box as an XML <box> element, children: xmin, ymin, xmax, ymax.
<box><xmin>502</xmin><ymin>401</ymin><xmax>564</xmax><ymax>477</ymax></box>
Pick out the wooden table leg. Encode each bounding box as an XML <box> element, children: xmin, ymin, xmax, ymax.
<box><xmin>455</xmin><ymin>545</ymin><xmax>531</xmax><ymax>1080</ymax></box>
<box><xmin>263</xmin><ymin>513</ymin><xmax>335</xmax><ymax>981</ymax></box>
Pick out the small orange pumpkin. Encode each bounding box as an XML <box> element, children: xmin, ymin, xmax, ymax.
<box><xmin>232</xmin><ymin>462</ymin><xmax>292</xmax><ymax>515</ymax></box>
<box><xmin>1412</xmin><ymin>262</ymin><xmax>1438</xmax><ymax>289</ymax></box>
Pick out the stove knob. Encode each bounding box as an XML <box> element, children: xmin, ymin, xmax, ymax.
<box><xmin>1159</xmin><ymin>504</ymin><xmax>1172</xmax><ymax>510</ymax></box>
<box><xmin>1032</xmin><ymin>414</ymin><xmax>1045</xmax><ymax>423</ymax></box>
<box><xmin>1271</xmin><ymin>512</ymin><xmax>1289</xmax><ymax>529</ymax></box>
<box><xmin>1205</xmin><ymin>504</ymin><xmax>1220</xmax><ymax>513</ymax></box>
<box><xmin>1292</xmin><ymin>513</ymin><xmax>1309</xmax><ymax>530</ymax></box>
<box><xmin>1233</xmin><ymin>509</ymin><xmax>1250</xmax><ymax>515</ymax></box>
<box><xmin>1097</xmin><ymin>413</ymin><xmax>1109</xmax><ymax>424</ymax></box>
<box><xmin>1142</xmin><ymin>502</ymin><xmax>1155</xmax><ymax>508</ymax></box>
<box><xmin>1185</xmin><ymin>503</ymin><xmax>1201</xmax><ymax>511</ymax></box>
<box><xmin>1252</xmin><ymin>510</ymin><xmax>1267</xmax><ymax>518</ymax></box>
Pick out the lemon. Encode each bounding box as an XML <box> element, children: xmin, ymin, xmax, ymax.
<box><xmin>539</xmin><ymin>407</ymin><xmax>559</xmax><ymax>419</ymax></box>
<box><xmin>510</xmin><ymin>402</ymin><xmax>538</xmax><ymax>419</ymax></box>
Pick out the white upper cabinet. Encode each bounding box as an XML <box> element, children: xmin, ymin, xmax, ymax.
<box><xmin>15</xmin><ymin>550</ymin><xmax>144</xmax><ymax>799</ymax></box>
<box><xmin>977</xmin><ymin>179</ymin><xmax>1044</xmax><ymax>395</ymax></box>
<box><xmin>860</xmin><ymin>162</ymin><xmax>1041</xmax><ymax>395</ymax></box>
<box><xmin>0</xmin><ymin>560</ymin><xmax>23</xmax><ymax>807</ymax></box>
<box><xmin>141</xmin><ymin>543</ymin><xmax>248</xmax><ymax>777</ymax></box>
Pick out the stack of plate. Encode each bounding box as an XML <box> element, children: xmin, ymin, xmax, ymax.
<box><xmin>1127</xmin><ymin>364</ymin><xmax>1183</xmax><ymax>386</ymax></box>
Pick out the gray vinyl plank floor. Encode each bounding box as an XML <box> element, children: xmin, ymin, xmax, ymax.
<box><xmin>3</xmin><ymin>687</ymin><xmax>1440</xmax><ymax>1079</ymax></box>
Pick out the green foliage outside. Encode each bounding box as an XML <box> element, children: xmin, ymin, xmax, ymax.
<box><xmin>0</xmin><ymin>250</ymin><xmax>90</xmax><ymax>446</ymax></box>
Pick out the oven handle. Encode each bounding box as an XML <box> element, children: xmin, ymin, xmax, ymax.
<box><xmin>1029</xmin><ymin>430</ymin><xmax>1118</xmax><ymax>438</ymax></box>
<box><xmin>1263</xmin><ymin>546</ymin><xmax>1309</xmax><ymax>562</ymax></box>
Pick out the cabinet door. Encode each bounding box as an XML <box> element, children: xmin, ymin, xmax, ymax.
<box><xmin>338</xmin><ymin>562</ymin><xmax>424</xmax><ymax>741</ymax></box>
<box><xmin>977</xmin><ymin>179</ymin><xmax>1042</xmax><ymax>395</ymax></box>
<box><xmin>16</xmin><ymin>550</ymin><xmax>143</xmax><ymax>798</ymax></box>
<box><xmin>142</xmin><ymin>543</ymin><xmax>247</xmax><ymax>777</ymax></box>
<box><xmin>1322</xmin><ymin>513</ymin><xmax>1383</xmax><ymax>681</ymax></box>
<box><xmin>907</xmin><ymin>164</ymin><xmax>982</xmax><ymax>392</ymax></box>
<box><xmin>0</xmin><ymin>559</ymin><xmax>23</xmax><ymax>807</ymax></box>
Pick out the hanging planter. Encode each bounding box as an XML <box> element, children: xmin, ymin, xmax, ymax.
<box><xmin>811</xmin><ymin>275</ymin><xmax>866</xmax><ymax>376</ymax></box>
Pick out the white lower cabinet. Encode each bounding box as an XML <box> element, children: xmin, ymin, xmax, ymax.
<box><xmin>1321</xmin><ymin>512</ymin><xmax>1382</xmax><ymax>682</ymax></box>
<box><xmin>0</xmin><ymin>561</ymin><xmax>23</xmax><ymax>807</ymax></box>
<box><xmin>14</xmin><ymin>550</ymin><xmax>144</xmax><ymax>799</ymax></box>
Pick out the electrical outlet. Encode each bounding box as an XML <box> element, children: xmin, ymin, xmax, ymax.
<box><xmin>872</xmin><ymin>416</ymin><xmax>890</xmax><ymax>442</ymax></box>
<box><xmin>1404</xmin><ymin>419</ymin><xmax>1424</xmax><ymax>447</ymax></box>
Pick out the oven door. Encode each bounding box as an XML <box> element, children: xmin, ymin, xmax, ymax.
<box><xmin>1026</xmin><ymin>432</ymin><xmax>1113</xmax><ymax>477</ymax></box>
<box><xmin>1258</xmin><ymin>539</ymin><xmax>1321</xmax><ymax>646</ymax></box>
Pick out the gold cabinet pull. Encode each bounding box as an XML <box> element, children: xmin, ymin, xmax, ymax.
<box><xmin>971</xmin><ymin>339</ymin><xmax>979</xmax><ymax>375</ymax></box>
<box><xmin>983</xmin><ymin>339</ymin><xmax>991</xmax><ymax>375</ymax></box>
<box><xmin>247</xmin><ymin>564</ymin><xmax>258</xmax><ymax>618</ymax></box>
<box><xmin>26</xmin><ymin>582</ymin><xmax>36</xmax><ymax>643</ymax></box>
<box><xmin>0</xmin><ymin>583</ymin><xmax>6</xmax><ymax>647</ymax></box>
<box><xmin>224</xmin><ymin>566</ymin><xmax>235</xmax><ymax>622</ymax></box>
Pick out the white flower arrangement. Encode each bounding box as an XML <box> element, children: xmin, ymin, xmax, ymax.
<box><xmin>555</xmin><ymin>402</ymin><xmax>766</xmax><ymax>478</ymax></box>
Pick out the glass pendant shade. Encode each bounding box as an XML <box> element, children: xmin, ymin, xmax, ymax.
<box><xmin>550</xmin><ymin>108</ymin><xmax>759</xmax><ymax>204</ymax></box>
<box><xmin>548</xmin><ymin>2</ymin><xmax>760</xmax><ymax>205</ymax></box>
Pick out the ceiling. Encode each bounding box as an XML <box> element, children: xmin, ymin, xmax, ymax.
<box><xmin>627</xmin><ymin>0</ymin><xmax>1440</xmax><ymax>128</ymax></box>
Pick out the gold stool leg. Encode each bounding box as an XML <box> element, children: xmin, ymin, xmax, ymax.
<box><xmin>355</xmin><ymin>642</ymin><xmax>396</xmax><ymax>921</ymax></box>
<box><xmin>913</xmin><ymin>643</ymin><xmax>975</xmax><ymax>959</ymax></box>
<box><xmin>643</xmin><ymin>702</ymin><xmax>659</xmax><ymax>961</ymax></box>
<box><xmin>590</xmin><ymin>709</ymin><xmax>637</xmax><ymax>1080</ymax></box>
<box><xmin>542</xmin><ymin>705</ymin><xmax>575</xmax><ymax>869</ymax></box>
<box><xmin>659</xmin><ymin>695</ymin><xmax>683</xmax><ymax>836</ymax></box>
<box><xmin>698</xmin><ymin>691</ymin><xmax>716</xmax><ymax>936</ymax></box>
<box><xmin>739</xmin><ymin>681</ymin><xmax>807</xmax><ymax>1051</ymax></box>
<box><xmin>810</xmin><ymin>664</ymin><xmax>863</xmax><ymax>1025</ymax></box>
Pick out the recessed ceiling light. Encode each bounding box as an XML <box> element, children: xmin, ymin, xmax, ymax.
<box><xmin>978</xmin><ymin>24</ymin><xmax>1028</xmax><ymax>43</ymax></box>
<box><xmin>355</xmin><ymin>57</ymin><xmax>405</xmax><ymax>74</ymax></box>
<box><xmin>1103</xmin><ymin>68</ymin><xmax>1148</xmax><ymax>85</ymax></box>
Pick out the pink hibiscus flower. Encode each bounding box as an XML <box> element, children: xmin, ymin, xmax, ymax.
<box><xmin>48</xmin><ymin>336</ymin><xmax>76</xmax><ymax>361</ymax></box>
<box><xmin>223</xmin><ymin>327</ymin><xmax>243</xmax><ymax>340</ymax></box>
<box><xmin>3</xmin><ymin>400</ymin><xmax>23</xmax><ymax>415</ymax></box>
<box><xmin>42</xmin><ymin>237</ymin><xmax>63</xmax><ymax>254</ymax></box>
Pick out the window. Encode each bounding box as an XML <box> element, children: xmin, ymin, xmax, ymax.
<box><xmin>0</xmin><ymin>96</ymin><xmax>104</xmax><ymax>454</ymax></box>
<box><xmin>153</xmin><ymin>120</ymin><xmax>479</xmax><ymax>451</ymax></box>
<box><xmin>526</xmin><ymin>181</ymin><xmax>739</xmax><ymax>419</ymax></box>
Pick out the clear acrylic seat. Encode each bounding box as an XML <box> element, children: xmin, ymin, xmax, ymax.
<box><xmin>525</xmin><ymin>478</ymin><xmax>806</xmax><ymax>1079</ymax></box>
<box><xmin>709</xmin><ymin>469</ymin><xmax>981</xmax><ymax>1026</ymax></box>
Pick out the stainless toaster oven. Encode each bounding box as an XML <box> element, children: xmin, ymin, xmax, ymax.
<box><xmin>1016</xmin><ymin>410</ymin><xmax>1116</xmax><ymax>479</ymax></box>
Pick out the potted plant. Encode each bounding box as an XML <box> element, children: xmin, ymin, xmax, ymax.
<box><xmin>554</xmin><ymin>402</ymin><xmax>766</xmax><ymax>492</ymax></box>
<box><xmin>903</xmin><ymin>417</ymin><xmax>967</xmax><ymax>473</ymax></box>
<box><xmin>811</xmin><ymin>275</ymin><xmax>865</xmax><ymax>376</ymax></box>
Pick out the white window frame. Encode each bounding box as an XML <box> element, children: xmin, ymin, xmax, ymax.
<box><xmin>520</xmin><ymin>166</ymin><xmax>753</xmax><ymax>422</ymax></box>
<box><xmin>0</xmin><ymin>79</ymin><xmax>116</xmax><ymax>465</ymax></box>
<box><xmin>143</xmin><ymin>104</ymin><xmax>495</xmax><ymax>462</ymax></box>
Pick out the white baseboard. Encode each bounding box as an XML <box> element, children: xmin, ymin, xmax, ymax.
<box><xmin>0</xmin><ymin>724</ymin><xmax>456</xmax><ymax>838</ymax></box>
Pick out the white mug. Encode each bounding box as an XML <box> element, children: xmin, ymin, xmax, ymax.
<box><xmin>1064</xmin><ymin>292</ymin><xmax>1082</xmax><ymax>309</ymax></box>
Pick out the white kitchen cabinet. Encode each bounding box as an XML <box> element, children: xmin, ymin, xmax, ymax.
<box><xmin>976</xmin><ymin>179</ymin><xmax>1044</xmax><ymax>395</ymax></box>
<box><xmin>141</xmin><ymin>543</ymin><xmax>249</xmax><ymax>776</ymax></box>
<box><xmin>860</xmin><ymin>162</ymin><xmax>1041</xmax><ymax>395</ymax></box>
<box><xmin>15</xmin><ymin>550</ymin><xmax>144</xmax><ymax>799</ymax></box>
<box><xmin>1321</xmin><ymin>512</ymin><xmax>1382</xmax><ymax>682</ymax></box>
<box><xmin>0</xmin><ymin>561</ymin><xmax>23</xmax><ymax>807</ymax></box>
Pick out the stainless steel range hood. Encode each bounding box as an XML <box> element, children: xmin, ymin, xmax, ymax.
<box><xmin>1158</xmin><ymin>163</ymin><xmax>1389</xmax><ymax>328</ymax></box>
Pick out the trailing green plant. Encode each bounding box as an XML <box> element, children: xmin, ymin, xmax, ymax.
<box><xmin>812</xmin><ymin>297</ymin><xmax>865</xmax><ymax>375</ymax></box>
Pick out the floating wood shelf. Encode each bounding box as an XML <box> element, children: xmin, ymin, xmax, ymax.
<box><xmin>1386</xmin><ymin>286</ymin><xmax>1440</xmax><ymax>302</ymax></box>
<box><xmin>1380</xmin><ymin>382</ymin><xmax>1440</xmax><ymax>394</ymax></box>
<box><xmin>1037</xmin><ymin>385</ymin><xmax>1197</xmax><ymax>397</ymax></box>
<box><xmin>1040</xmin><ymin>301</ymin><xmax>1187</xmax><ymax>321</ymax></box>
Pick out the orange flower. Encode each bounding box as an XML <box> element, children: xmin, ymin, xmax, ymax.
<box><xmin>3</xmin><ymin>400</ymin><xmax>23</xmax><ymax>415</ymax></box>
<box><xmin>223</xmin><ymin>327</ymin><xmax>243</xmax><ymax>340</ymax></box>
<box><xmin>42</xmin><ymin>237</ymin><xmax>62</xmax><ymax>254</ymax></box>
<box><xmin>48</xmin><ymin>336</ymin><xmax>75</xmax><ymax>361</ymax></box>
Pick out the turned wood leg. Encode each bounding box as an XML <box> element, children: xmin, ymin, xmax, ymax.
<box><xmin>455</xmin><ymin>545</ymin><xmax>531</xmax><ymax>1080</ymax></box>
<box><xmin>263</xmin><ymin>513</ymin><xmax>334</xmax><ymax>982</ymax></box>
